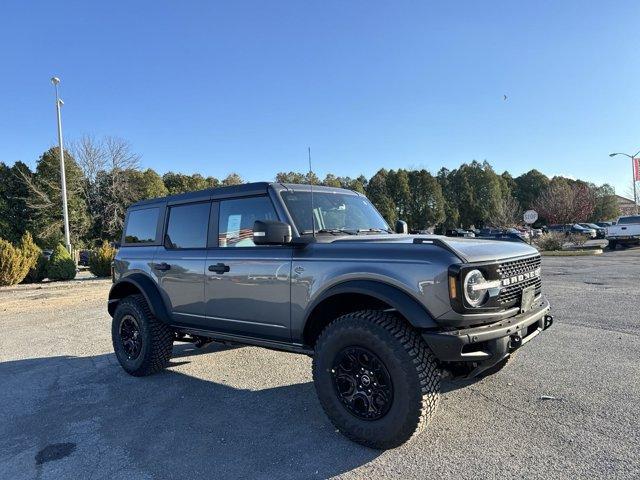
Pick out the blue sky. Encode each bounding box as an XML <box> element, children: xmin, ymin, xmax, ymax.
<box><xmin>2</xmin><ymin>1</ymin><xmax>639</xmax><ymax>196</ymax></box>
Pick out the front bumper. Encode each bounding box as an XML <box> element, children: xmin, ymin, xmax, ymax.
<box><xmin>422</xmin><ymin>296</ymin><xmax>552</xmax><ymax>378</ymax></box>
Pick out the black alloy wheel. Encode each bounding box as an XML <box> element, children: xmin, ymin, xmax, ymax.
<box><xmin>119</xmin><ymin>314</ymin><xmax>142</xmax><ymax>360</ymax></box>
<box><xmin>331</xmin><ymin>346</ymin><xmax>394</xmax><ymax>420</ymax></box>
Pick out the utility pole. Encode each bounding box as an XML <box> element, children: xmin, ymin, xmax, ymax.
<box><xmin>51</xmin><ymin>76</ymin><xmax>72</xmax><ymax>252</ymax></box>
<box><xmin>609</xmin><ymin>151</ymin><xmax>640</xmax><ymax>215</ymax></box>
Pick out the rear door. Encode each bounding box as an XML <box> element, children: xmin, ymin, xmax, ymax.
<box><xmin>153</xmin><ymin>200</ymin><xmax>211</xmax><ymax>325</ymax></box>
<box><xmin>205</xmin><ymin>195</ymin><xmax>292</xmax><ymax>341</ymax></box>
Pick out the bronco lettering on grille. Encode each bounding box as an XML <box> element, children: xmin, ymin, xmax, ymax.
<box><xmin>500</xmin><ymin>267</ymin><xmax>541</xmax><ymax>287</ymax></box>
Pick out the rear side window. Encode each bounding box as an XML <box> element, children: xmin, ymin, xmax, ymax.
<box><xmin>124</xmin><ymin>207</ymin><xmax>159</xmax><ymax>244</ymax></box>
<box><xmin>618</xmin><ymin>216</ymin><xmax>640</xmax><ymax>225</ymax></box>
<box><xmin>165</xmin><ymin>202</ymin><xmax>211</xmax><ymax>249</ymax></box>
<box><xmin>218</xmin><ymin>196</ymin><xmax>278</xmax><ymax>247</ymax></box>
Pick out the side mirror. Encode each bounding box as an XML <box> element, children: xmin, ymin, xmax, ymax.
<box><xmin>395</xmin><ymin>220</ymin><xmax>408</xmax><ymax>234</ymax></box>
<box><xmin>253</xmin><ymin>220</ymin><xmax>292</xmax><ymax>245</ymax></box>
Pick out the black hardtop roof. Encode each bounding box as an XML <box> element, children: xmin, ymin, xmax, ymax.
<box><xmin>128</xmin><ymin>181</ymin><xmax>360</xmax><ymax>209</ymax></box>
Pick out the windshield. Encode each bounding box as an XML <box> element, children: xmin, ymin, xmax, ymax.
<box><xmin>281</xmin><ymin>191</ymin><xmax>391</xmax><ymax>234</ymax></box>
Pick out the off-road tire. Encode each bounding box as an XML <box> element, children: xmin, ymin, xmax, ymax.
<box><xmin>312</xmin><ymin>310</ymin><xmax>441</xmax><ymax>449</ymax></box>
<box><xmin>608</xmin><ymin>240</ymin><xmax>617</xmax><ymax>250</ymax></box>
<box><xmin>112</xmin><ymin>294</ymin><xmax>173</xmax><ymax>376</ymax></box>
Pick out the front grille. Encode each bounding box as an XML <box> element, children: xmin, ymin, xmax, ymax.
<box><xmin>496</xmin><ymin>255</ymin><xmax>542</xmax><ymax>305</ymax></box>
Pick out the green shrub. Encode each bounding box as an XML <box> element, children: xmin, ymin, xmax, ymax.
<box><xmin>89</xmin><ymin>241</ymin><xmax>116</xmax><ymax>277</ymax></box>
<box><xmin>535</xmin><ymin>232</ymin><xmax>565</xmax><ymax>251</ymax></box>
<box><xmin>19</xmin><ymin>232</ymin><xmax>44</xmax><ymax>283</ymax></box>
<box><xmin>47</xmin><ymin>244</ymin><xmax>77</xmax><ymax>281</ymax></box>
<box><xmin>23</xmin><ymin>254</ymin><xmax>48</xmax><ymax>283</ymax></box>
<box><xmin>0</xmin><ymin>238</ymin><xmax>30</xmax><ymax>286</ymax></box>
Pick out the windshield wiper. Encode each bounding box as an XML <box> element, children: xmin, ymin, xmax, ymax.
<box><xmin>357</xmin><ymin>228</ymin><xmax>392</xmax><ymax>234</ymax></box>
<box><xmin>300</xmin><ymin>229</ymin><xmax>357</xmax><ymax>236</ymax></box>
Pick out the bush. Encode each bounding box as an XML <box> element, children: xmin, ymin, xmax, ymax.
<box><xmin>47</xmin><ymin>244</ymin><xmax>77</xmax><ymax>281</ymax></box>
<box><xmin>0</xmin><ymin>238</ymin><xmax>30</xmax><ymax>286</ymax></box>
<box><xmin>566</xmin><ymin>233</ymin><xmax>588</xmax><ymax>248</ymax></box>
<box><xmin>535</xmin><ymin>232</ymin><xmax>565</xmax><ymax>251</ymax></box>
<box><xmin>19</xmin><ymin>232</ymin><xmax>44</xmax><ymax>283</ymax></box>
<box><xmin>89</xmin><ymin>241</ymin><xmax>116</xmax><ymax>277</ymax></box>
<box><xmin>23</xmin><ymin>254</ymin><xmax>48</xmax><ymax>283</ymax></box>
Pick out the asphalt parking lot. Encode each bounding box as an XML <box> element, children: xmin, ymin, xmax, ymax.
<box><xmin>1</xmin><ymin>250</ymin><xmax>639</xmax><ymax>480</ymax></box>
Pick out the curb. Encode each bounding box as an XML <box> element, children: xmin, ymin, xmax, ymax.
<box><xmin>541</xmin><ymin>249</ymin><xmax>603</xmax><ymax>256</ymax></box>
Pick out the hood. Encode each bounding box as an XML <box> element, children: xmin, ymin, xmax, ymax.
<box><xmin>330</xmin><ymin>234</ymin><xmax>539</xmax><ymax>263</ymax></box>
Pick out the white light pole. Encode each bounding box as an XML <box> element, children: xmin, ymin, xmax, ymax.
<box><xmin>51</xmin><ymin>76</ymin><xmax>72</xmax><ymax>253</ymax></box>
<box><xmin>609</xmin><ymin>150</ymin><xmax>640</xmax><ymax>215</ymax></box>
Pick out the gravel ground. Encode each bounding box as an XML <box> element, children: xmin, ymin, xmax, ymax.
<box><xmin>0</xmin><ymin>250</ymin><xmax>639</xmax><ymax>479</ymax></box>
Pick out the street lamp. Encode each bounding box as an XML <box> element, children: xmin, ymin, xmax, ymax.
<box><xmin>609</xmin><ymin>150</ymin><xmax>640</xmax><ymax>215</ymax></box>
<box><xmin>51</xmin><ymin>76</ymin><xmax>72</xmax><ymax>253</ymax></box>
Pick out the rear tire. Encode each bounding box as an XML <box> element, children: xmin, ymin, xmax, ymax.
<box><xmin>112</xmin><ymin>294</ymin><xmax>174</xmax><ymax>376</ymax></box>
<box><xmin>312</xmin><ymin>310</ymin><xmax>441</xmax><ymax>449</ymax></box>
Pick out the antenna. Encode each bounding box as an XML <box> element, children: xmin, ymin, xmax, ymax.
<box><xmin>308</xmin><ymin>147</ymin><xmax>316</xmax><ymax>238</ymax></box>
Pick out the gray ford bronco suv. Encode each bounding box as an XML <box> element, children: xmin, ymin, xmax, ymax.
<box><xmin>109</xmin><ymin>182</ymin><xmax>553</xmax><ymax>449</ymax></box>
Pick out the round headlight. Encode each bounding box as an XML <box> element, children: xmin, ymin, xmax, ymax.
<box><xmin>463</xmin><ymin>269</ymin><xmax>489</xmax><ymax>307</ymax></box>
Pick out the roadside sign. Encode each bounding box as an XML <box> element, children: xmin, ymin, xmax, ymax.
<box><xmin>523</xmin><ymin>210</ymin><xmax>538</xmax><ymax>224</ymax></box>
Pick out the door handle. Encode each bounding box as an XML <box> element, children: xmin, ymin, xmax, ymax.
<box><xmin>153</xmin><ymin>262</ymin><xmax>171</xmax><ymax>271</ymax></box>
<box><xmin>208</xmin><ymin>263</ymin><xmax>230</xmax><ymax>274</ymax></box>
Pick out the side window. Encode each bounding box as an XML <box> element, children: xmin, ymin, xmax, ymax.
<box><xmin>165</xmin><ymin>202</ymin><xmax>211</xmax><ymax>249</ymax></box>
<box><xmin>124</xmin><ymin>207</ymin><xmax>159</xmax><ymax>244</ymax></box>
<box><xmin>218</xmin><ymin>196</ymin><xmax>278</xmax><ymax>247</ymax></box>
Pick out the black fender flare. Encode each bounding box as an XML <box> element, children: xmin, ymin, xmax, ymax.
<box><xmin>304</xmin><ymin>280</ymin><xmax>438</xmax><ymax>330</ymax></box>
<box><xmin>108</xmin><ymin>273</ymin><xmax>171</xmax><ymax>324</ymax></box>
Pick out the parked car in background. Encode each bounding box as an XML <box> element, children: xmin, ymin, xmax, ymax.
<box><xmin>531</xmin><ymin>228</ymin><xmax>543</xmax><ymax>238</ymax></box>
<box><xmin>546</xmin><ymin>224</ymin><xmax>568</xmax><ymax>235</ymax></box>
<box><xmin>508</xmin><ymin>228</ymin><xmax>529</xmax><ymax>241</ymax></box>
<box><xmin>578</xmin><ymin>223</ymin><xmax>605</xmax><ymax>239</ymax></box>
<box><xmin>445</xmin><ymin>228</ymin><xmax>475</xmax><ymax>238</ymax></box>
<box><xmin>78</xmin><ymin>249</ymin><xmax>91</xmax><ymax>266</ymax></box>
<box><xmin>571</xmin><ymin>224</ymin><xmax>597</xmax><ymax>238</ymax></box>
<box><xmin>477</xmin><ymin>229</ymin><xmax>528</xmax><ymax>243</ymax></box>
<box><xmin>606</xmin><ymin>215</ymin><xmax>640</xmax><ymax>249</ymax></box>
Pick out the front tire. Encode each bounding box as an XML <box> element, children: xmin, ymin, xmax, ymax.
<box><xmin>312</xmin><ymin>310</ymin><xmax>441</xmax><ymax>449</ymax></box>
<box><xmin>111</xmin><ymin>294</ymin><xmax>174</xmax><ymax>376</ymax></box>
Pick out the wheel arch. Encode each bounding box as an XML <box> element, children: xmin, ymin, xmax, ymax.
<box><xmin>302</xmin><ymin>280</ymin><xmax>437</xmax><ymax>347</ymax></box>
<box><xmin>108</xmin><ymin>273</ymin><xmax>171</xmax><ymax>324</ymax></box>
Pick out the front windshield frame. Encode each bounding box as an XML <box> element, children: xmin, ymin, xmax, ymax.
<box><xmin>280</xmin><ymin>190</ymin><xmax>391</xmax><ymax>236</ymax></box>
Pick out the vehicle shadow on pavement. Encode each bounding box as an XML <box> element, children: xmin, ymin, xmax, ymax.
<box><xmin>0</xmin><ymin>352</ymin><xmax>382</xmax><ymax>480</ymax></box>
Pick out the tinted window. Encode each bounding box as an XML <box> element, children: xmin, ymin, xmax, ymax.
<box><xmin>165</xmin><ymin>202</ymin><xmax>211</xmax><ymax>249</ymax></box>
<box><xmin>218</xmin><ymin>196</ymin><xmax>278</xmax><ymax>247</ymax></box>
<box><xmin>618</xmin><ymin>216</ymin><xmax>640</xmax><ymax>224</ymax></box>
<box><xmin>124</xmin><ymin>207</ymin><xmax>159</xmax><ymax>243</ymax></box>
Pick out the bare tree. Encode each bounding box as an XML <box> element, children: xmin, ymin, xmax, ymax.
<box><xmin>534</xmin><ymin>180</ymin><xmax>594</xmax><ymax>224</ymax></box>
<box><xmin>70</xmin><ymin>135</ymin><xmax>141</xmax><ymax>240</ymax></box>
<box><xmin>490</xmin><ymin>195</ymin><xmax>522</xmax><ymax>228</ymax></box>
<box><xmin>624</xmin><ymin>180</ymin><xmax>639</xmax><ymax>205</ymax></box>
<box><xmin>71</xmin><ymin>135</ymin><xmax>107</xmax><ymax>183</ymax></box>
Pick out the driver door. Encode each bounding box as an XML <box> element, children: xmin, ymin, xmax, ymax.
<box><xmin>205</xmin><ymin>196</ymin><xmax>293</xmax><ymax>341</ymax></box>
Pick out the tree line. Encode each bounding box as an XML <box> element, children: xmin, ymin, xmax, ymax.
<box><xmin>0</xmin><ymin>135</ymin><xmax>620</xmax><ymax>248</ymax></box>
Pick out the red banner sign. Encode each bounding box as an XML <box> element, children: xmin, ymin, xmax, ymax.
<box><xmin>634</xmin><ymin>157</ymin><xmax>640</xmax><ymax>181</ymax></box>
